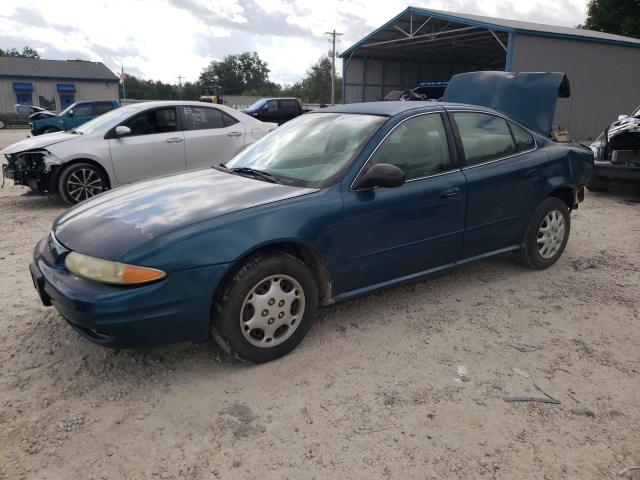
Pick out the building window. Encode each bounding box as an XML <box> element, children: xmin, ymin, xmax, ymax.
<box><xmin>39</xmin><ymin>95</ymin><xmax>56</xmax><ymax>111</ymax></box>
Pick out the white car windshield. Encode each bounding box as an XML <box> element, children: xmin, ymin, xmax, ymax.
<box><xmin>225</xmin><ymin>113</ymin><xmax>385</xmax><ymax>188</ymax></box>
<box><xmin>73</xmin><ymin>105</ymin><xmax>142</xmax><ymax>135</ymax></box>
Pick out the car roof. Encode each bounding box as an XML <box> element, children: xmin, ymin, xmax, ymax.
<box><xmin>319</xmin><ymin>101</ymin><xmax>498</xmax><ymax>117</ymax></box>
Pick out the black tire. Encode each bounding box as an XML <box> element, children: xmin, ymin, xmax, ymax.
<box><xmin>212</xmin><ymin>252</ymin><xmax>319</xmax><ymax>363</ymax></box>
<box><xmin>57</xmin><ymin>162</ymin><xmax>108</xmax><ymax>205</ymax></box>
<box><xmin>43</xmin><ymin>127</ymin><xmax>60</xmax><ymax>134</ymax></box>
<box><xmin>586</xmin><ymin>186</ymin><xmax>608</xmax><ymax>192</ymax></box>
<box><xmin>517</xmin><ymin>197</ymin><xmax>571</xmax><ymax>270</ymax></box>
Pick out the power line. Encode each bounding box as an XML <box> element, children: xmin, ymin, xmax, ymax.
<box><xmin>325</xmin><ymin>30</ymin><xmax>343</xmax><ymax>105</ymax></box>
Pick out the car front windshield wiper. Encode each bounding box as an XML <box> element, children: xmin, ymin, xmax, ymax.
<box><xmin>230</xmin><ymin>167</ymin><xmax>281</xmax><ymax>184</ymax></box>
<box><xmin>212</xmin><ymin>163</ymin><xmax>232</xmax><ymax>173</ymax></box>
<box><xmin>68</xmin><ymin>128</ymin><xmax>83</xmax><ymax>134</ymax></box>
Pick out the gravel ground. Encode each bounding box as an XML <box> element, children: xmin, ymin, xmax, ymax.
<box><xmin>0</xmin><ymin>129</ymin><xmax>639</xmax><ymax>480</ymax></box>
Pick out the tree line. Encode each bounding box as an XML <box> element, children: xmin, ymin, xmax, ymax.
<box><xmin>120</xmin><ymin>52</ymin><xmax>341</xmax><ymax>104</ymax></box>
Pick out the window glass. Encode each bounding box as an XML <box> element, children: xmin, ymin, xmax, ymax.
<box><xmin>182</xmin><ymin>106</ymin><xmax>223</xmax><ymax>130</ymax></box>
<box><xmin>73</xmin><ymin>103</ymin><xmax>93</xmax><ymax>116</ymax></box>
<box><xmin>454</xmin><ymin>112</ymin><xmax>516</xmax><ymax>165</ymax></box>
<box><xmin>222</xmin><ymin>111</ymin><xmax>239</xmax><ymax>127</ymax></box>
<box><xmin>369</xmin><ymin>114</ymin><xmax>450</xmax><ymax>180</ymax></box>
<box><xmin>279</xmin><ymin>99</ymin><xmax>299</xmax><ymax>113</ymax></box>
<box><xmin>509</xmin><ymin>121</ymin><xmax>535</xmax><ymax>152</ymax></box>
<box><xmin>122</xmin><ymin>107</ymin><xmax>177</xmax><ymax>136</ymax></box>
<box><xmin>95</xmin><ymin>102</ymin><xmax>115</xmax><ymax>115</ymax></box>
<box><xmin>265</xmin><ymin>101</ymin><xmax>277</xmax><ymax>113</ymax></box>
<box><xmin>226</xmin><ymin>113</ymin><xmax>384</xmax><ymax>188</ymax></box>
<box><xmin>38</xmin><ymin>96</ymin><xmax>56</xmax><ymax>111</ymax></box>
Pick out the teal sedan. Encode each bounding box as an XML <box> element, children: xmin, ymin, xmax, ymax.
<box><xmin>29</xmin><ymin>72</ymin><xmax>594</xmax><ymax>363</ymax></box>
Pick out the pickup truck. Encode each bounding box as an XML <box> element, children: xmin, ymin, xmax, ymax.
<box><xmin>30</xmin><ymin>100</ymin><xmax>120</xmax><ymax>136</ymax></box>
<box><xmin>242</xmin><ymin>97</ymin><xmax>307</xmax><ymax>125</ymax></box>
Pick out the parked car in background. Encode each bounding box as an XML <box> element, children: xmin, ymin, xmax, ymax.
<box><xmin>2</xmin><ymin>101</ymin><xmax>277</xmax><ymax>204</ymax></box>
<box><xmin>588</xmin><ymin>104</ymin><xmax>640</xmax><ymax>191</ymax></box>
<box><xmin>30</xmin><ymin>100</ymin><xmax>120</xmax><ymax>136</ymax></box>
<box><xmin>29</xmin><ymin>72</ymin><xmax>593</xmax><ymax>363</ymax></box>
<box><xmin>243</xmin><ymin>97</ymin><xmax>307</xmax><ymax>125</ymax></box>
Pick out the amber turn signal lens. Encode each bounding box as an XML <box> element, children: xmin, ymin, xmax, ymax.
<box><xmin>122</xmin><ymin>264</ymin><xmax>166</xmax><ymax>284</ymax></box>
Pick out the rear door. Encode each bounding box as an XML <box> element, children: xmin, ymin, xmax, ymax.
<box><xmin>108</xmin><ymin>106</ymin><xmax>186</xmax><ymax>184</ymax></box>
<box><xmin>181</xmin><ymin>105</ymin><xmax>246</xmax><ymax>170</ymax></box>
<box><xmin>277</xmin><ymin>99</ymin><xmax>300</xmax><ymax>124</ymax></box>
<box><xmin>337</xmin><ymin>112</ymin><xmax>467</xmax><ymax>293</ymax></box>
<box><xmin>449</xmin><ymin>110</ymin><xmax>543</xmax><ymax>257</ymax></box>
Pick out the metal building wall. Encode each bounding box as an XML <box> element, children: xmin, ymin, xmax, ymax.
<box><xmin>343</xmin><ymin>57</ymin><xmax>487</xmax><ymax>103</ymax></box>
<box><xmin>0</xmin><ymin>79</ymin><xmax>119</xmax><ymax>113</ymax></box>
<box><xmin>511</xmin><ymin>34</ymin><xmax>640</xmax><ymax>140</ymax></box>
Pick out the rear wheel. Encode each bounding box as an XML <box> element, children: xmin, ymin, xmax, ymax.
<box><xmin>212</xmin><ymin>252</ymin><xmax>318</xmax><ymax>363</ymax></box>
<box><xmin>57</xmin><ymin>162</ymin><xmax>107</xmax><ymax>205</ymax></box>
<box><xmin>517</xmin><ymin>197</ymin><xmax>570</xmax><ymax>269</ymax></box>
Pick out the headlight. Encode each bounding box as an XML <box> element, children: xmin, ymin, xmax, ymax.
<box><xmin>65</xmin><ymin>251</ymin><xmax>166</xmax><ymax>285</ymax></box>
<box><xmin>42</xmin><ymin>152</ymin><xmax>64</xmax><ymax>173</ymax></box>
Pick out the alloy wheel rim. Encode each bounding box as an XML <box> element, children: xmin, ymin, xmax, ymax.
<box><xmin>537</xmin><ymin>210</ymin><xmax>565</xmax><ymax>259</ymax></box>
<box><xmin>240</xmin><ymin>274</ymin><xmax>305</xmax><ymax>348</ymax></box>
<box><xmin>67</xmin><ymin>168</ymin><xmax>103</xmax><ymax>202</ymax></box>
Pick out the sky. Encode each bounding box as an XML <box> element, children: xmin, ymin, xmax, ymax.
<box><xmin>0</xmin><ymin>0</ymin><xmax>588</xmax><ymax>85</ymax></box>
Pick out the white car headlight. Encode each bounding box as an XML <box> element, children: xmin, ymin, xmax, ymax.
<box><xmin>65</xmin><ymin>251</ymin><xmax>166</xmax><ymax>285</ymax></box>
<box><xmin>42</xmin><ymin>152</ymin><xmax>64</xmax><ymax>173</ymax></box>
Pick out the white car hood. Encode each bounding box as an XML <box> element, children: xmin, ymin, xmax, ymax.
<box><xmin>1</xmin><ymin>131</ymin><xmax>78</xmax><ymax>155</ymax></box>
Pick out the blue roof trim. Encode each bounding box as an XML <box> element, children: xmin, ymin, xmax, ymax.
<box><xmin>0</xmin><ymin>74</ymin><xmax>119</xmax><ymax>82</ymax></box>
<box><xmin>57</xmin><ymin>83</ymin><xmax>77</xmax><ymax>92</ymax></box>
<box><xmin>339</xmin><ymin>6</ymin><xmax>640</xmax><ymax>58</ymax></box>
<box><xmin>12</xmin><ymin>82</ymin><xmax>33</xmax><ymax>92</ymax></box>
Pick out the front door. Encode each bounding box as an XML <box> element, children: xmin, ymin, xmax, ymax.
<box><xmin>60</xmin><ymin>95</ymin><xmax>75</xmax><ymax>110</ymax></box>
<box><xmin>67</xmin><ymin>102</ymin><xmax>94</xmax><ymax>128</ymax></box>
<box><xmin>16</xmin><ymin>93</ymin><xmax>32</xmax><ymax>106</ymax></box>
<box><xmin>180</xmin><ymin>105</ymin><xmax>246</xmax><ymax>170</ymax></box>
<box><xmin>450</xmin><ymin>111</ymin><xmax>543</xmax><ymax>257</ymax></box>
<box><xmin>108</xmin><ymin>106</ymin><xmax>186</xmax><ymax>184</ymax></box>
<box><xmin>335</xmin><ymin>112</ymin><xmax>467</xmax><ymax>294</ymax></box>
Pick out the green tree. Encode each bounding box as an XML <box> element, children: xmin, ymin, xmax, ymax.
<box><xmin>199</xmin><ymin>52</ymin><xmax>270</xmax><ymax>95</ymax></box>
<box><xmin>0</xmin><ymin>46</ymin><xmax>40</xmax><ymax>58</ymax></box>
<box><xmin>582</xmin><ymin>0</ymin><xmax>640</xmax><ymax>38</ymax></box>
<box><xmin>288</xmin><ymin>55</ymin><xmax>342</xmax><ymax>104</ymax></box>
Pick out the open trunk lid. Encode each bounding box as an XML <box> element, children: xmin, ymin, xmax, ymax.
<box><xmin>441</xmin><ymin>71</ymin><xmax>570</xmax><ymax>136</ymax></box>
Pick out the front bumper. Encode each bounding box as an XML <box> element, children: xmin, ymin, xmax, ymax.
<box><xmin>31</xmin><ymin>235</ymin><xmax>231</xmax><ymax>347</ymax></box>
<box><xmin>589</xmin><ymin>160</ymin><xmax>640</xmax><ymax>187</ymax></box>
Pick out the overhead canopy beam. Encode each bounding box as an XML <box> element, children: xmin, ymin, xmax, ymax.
<box><xmin>362</xmin><ymin>25</ymin><xmax>479</xmax><ymax>48</ymax></box>
<box><xmin>489</xmin><ymin>30</ymin><xmax>507</xmax><ymax>51</ymax></box>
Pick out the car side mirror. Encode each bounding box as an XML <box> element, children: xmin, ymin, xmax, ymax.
<box><xmin>68</xmin><ymin>109</ymin><xmax>74</xmax><ymax>117</ymax></box>
<box><xmin>353</xmin><ymin>163</ymin><xmax>406</xmax><ymax>190</ymax></box>
<box><xmin>114</xmin><ymin>125</ymin><xmax>131</xmax><ymax>137</ymax></box>
<box><xmin>618</xmin><ymin>114</ymin><xmax>628</xmax><ymax>121</ymax></box>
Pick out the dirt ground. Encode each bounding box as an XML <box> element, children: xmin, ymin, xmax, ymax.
<box><xmin>0</xmin><ymin>128</ymin><xmax>638</xmax><ymax>480</ymax></box>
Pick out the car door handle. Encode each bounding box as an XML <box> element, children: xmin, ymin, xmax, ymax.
<box><xmin>526</xmin><ymin>168</ymin><xmax>538</xmax><ymax>177</ymax></box>
<box><xmin>440</xmin><ymin>187</ymin><xmax>461</xmax><ymax>199</ymax></box>
<box><xmin>166</xmin><ymin>137</ymin><xmax>184</xmax><ymax>143</ymax></box>
<box><xmin>227</xmin><ymin>131</ymin><xmax>243</xmax><ymax>137</ymax></box>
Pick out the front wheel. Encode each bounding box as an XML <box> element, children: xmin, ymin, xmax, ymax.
<box><xmin>57</xmin><ymin>162</ymin><xmax>107</xmax><ymax>205</ymax></box>
<box><xmin>43</xmin><ymin>127</ymin><xmax>60</xmax><ymax>134</ymax></box>
<box><xmin>212</xmin><ymin>252</ymin><xmax>318</xmax><ymax>363</ymax></box>
<box><xmin>517</xmin><ymin>197</ymin><xmax>571</xmax><ymax>270</ymax></box>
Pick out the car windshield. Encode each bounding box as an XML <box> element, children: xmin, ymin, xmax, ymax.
<box><xmin>247</xmin><ymin>98</ymin><xmax>268</xmax><ymax>110</ymax></box>
<box><xmin>73</xmin><ymin>105</ymin><xmax>140</xmax><ymax>135</ymax></box>
<box><xmin>225</xmin><ymin>113</ymin><xmax>385</xmax><ymax>188</ymax></box>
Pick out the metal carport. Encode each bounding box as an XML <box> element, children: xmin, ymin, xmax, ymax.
<box><xmin>340</xmin><ymin>7</ymin><xmax>640</xmax><ymax>139</ymax></box>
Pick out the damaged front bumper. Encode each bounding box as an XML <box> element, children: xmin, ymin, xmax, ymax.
<box><xmin>2</xmin><ymin>150</ymin><xmax>61</xmax><ymax>191</ymax></box>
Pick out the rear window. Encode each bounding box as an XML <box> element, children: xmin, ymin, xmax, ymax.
<box><xmin>453</xmin><ymin>112</ymin><xmax>516</xmax><ymax>165</ymax></box>
<box><xmin>182</xmin><ymin>106</ymin><xmax>223</xmax><ymax>130</ymax></box>
<box><xmin>509</xmin><ymin>121</ymin><xmax>535</xmax><ymax>152</ymax></box>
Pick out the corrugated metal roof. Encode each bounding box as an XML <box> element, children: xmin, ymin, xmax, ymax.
<box><xmin>0</xmin><ymin>57</ymin><xmax>119</xmax><ymax>81</ymax></box>
<box><xmin>340</xmin><ymin>6</ymin><xmax>640</xmax><ymax>58</ymax></box>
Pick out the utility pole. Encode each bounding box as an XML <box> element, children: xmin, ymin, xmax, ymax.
<box><xmin>177</xmin><ymin>75</ymin><xmax>184</xmax><ymax>89</ymax></box>
<box><xmin>325</xmin><ymin>29</ymin><xmax>343</xmax><ymax>105</ymax></box>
